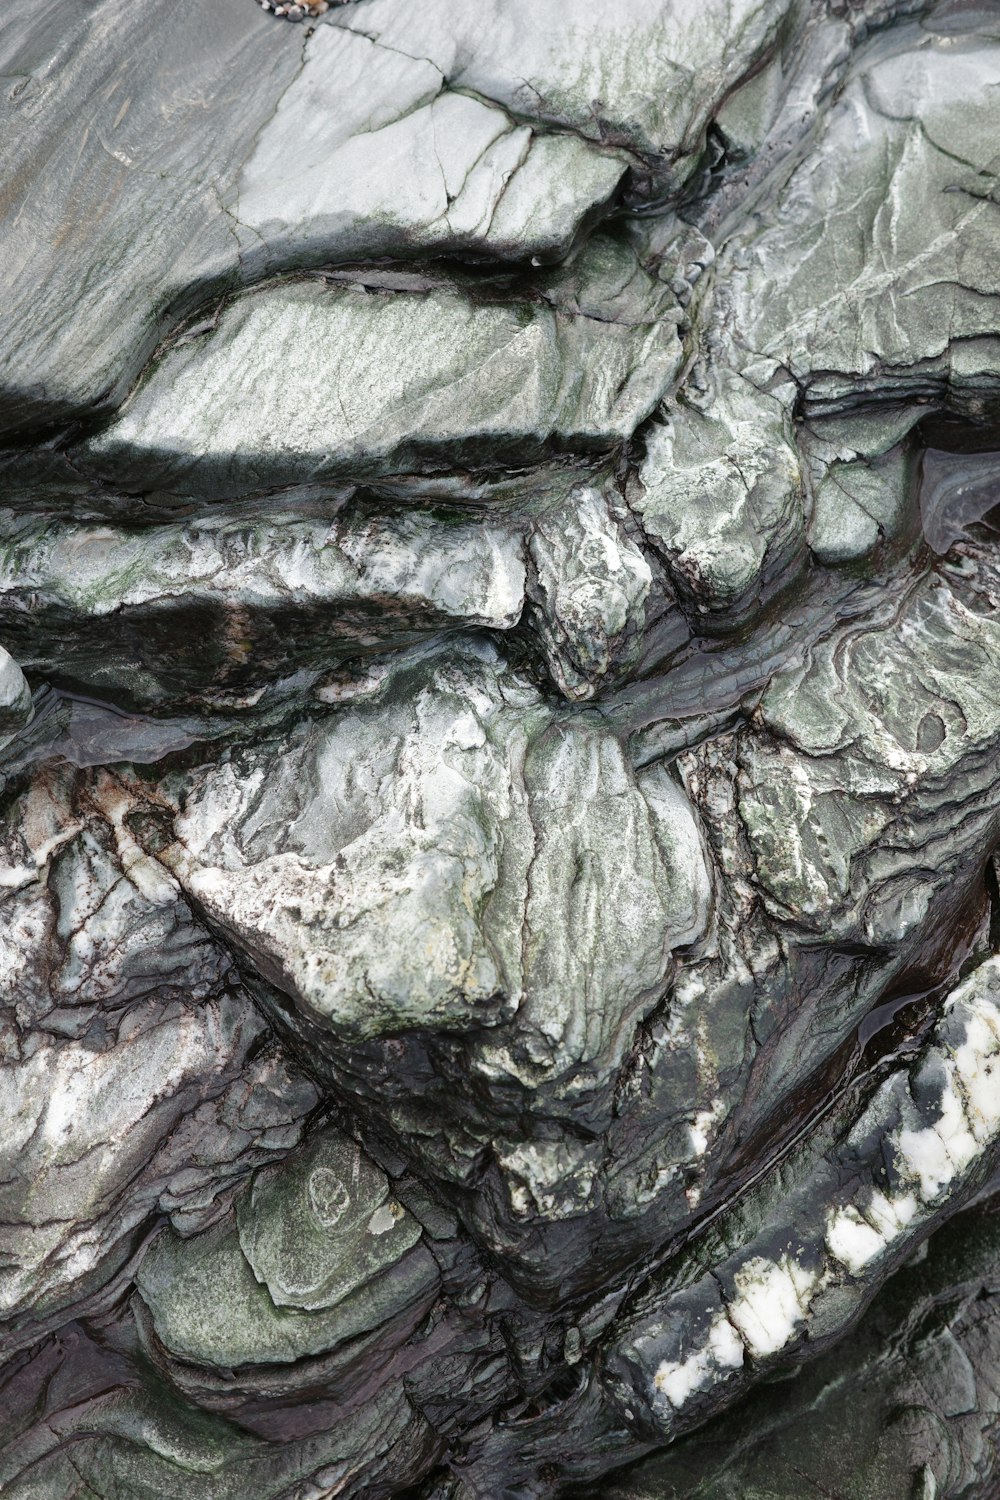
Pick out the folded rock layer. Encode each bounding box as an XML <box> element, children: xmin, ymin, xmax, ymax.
<box><xmin>2</xmin><ymin>1</ymin><xmax>1000</xmax><ymax>1498</ymax></box>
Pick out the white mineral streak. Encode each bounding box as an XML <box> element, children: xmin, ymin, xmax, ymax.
<box><xmin>953</xmin><ymin>999</ymin><xmax>1000</xmax><ymax>1139</ymax></box>
<box><xmin>727</xmin><ymin>1255</ymin><xmax>820</xmax><ymax>1358</ymax></box>
<box><xmin>824</xmin><ymin>1194</ymin><xmax>918</xmax><ymax>1277</ymax></box>
<box><xmin>688</xmin><ymin>1098</ymin><xmax>726</xmax><ymax>1159</ymax></box>
<box><xmin>653</xmin><ymin>1313</ymin><xmax>744</xmax><ymax>1408</ymax></box>
<box><xmin>90</xmin><ymin>772</ymin><xmax>180</xmax><ymax>908</ymax></box>
<box><xmin>642</xmin><ymin>960</ymin><xmax>1000</xmax><ymax>1425</ymax></box>
<box><xmin>827</xmin><ymin>967</ymin><xmax>1000</xmax><ymax>1268</ymax></box>
<box><xmin>367</xmin><ymin>1205</ymin><xmax>399</xmax><ymax>1236</ymax></box>
<box><xmin>896</xmin><ymin>1086</ymin><xmax>981</xmax><ymax>1203</ymax></box>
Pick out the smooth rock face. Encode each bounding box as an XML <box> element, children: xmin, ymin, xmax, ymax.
<box><xmin>237</xmin><ymin>25</ymin><xmax>630</xmax><ymax>267</ymax></box>
<box><xmin>78</xmin><ymin>270</ymin><xmax>682</xmax><ymax>497</ymax></box>
<box><xmin>4</xmin><ymin>2</ymin><xmax>1000</xmax><ymax>1499</ymax></box>
<box><xmin>330</xmin><ymin>0</ymin><xmax>800</xmax><ymax>189</ymax></box>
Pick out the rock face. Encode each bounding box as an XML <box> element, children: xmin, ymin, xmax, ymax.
<box><xmin>3</xmin><ymin>1</ymin><xmax>1000</xmax><ymax>1498</ymax></box>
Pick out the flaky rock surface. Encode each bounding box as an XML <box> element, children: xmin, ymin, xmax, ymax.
<box><xmin>3</xmin><ymin>1</ymin><xmax>1000</xmax><ymax>1496</ymax></box>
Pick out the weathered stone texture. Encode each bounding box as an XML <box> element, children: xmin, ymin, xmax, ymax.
<box><xmin>3</xmin><ymin>1</ymin><xmax>1000</xmax><ymax>1497</ymax></box>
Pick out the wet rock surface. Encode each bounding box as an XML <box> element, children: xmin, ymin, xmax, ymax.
<box><xmin>3</xmin><ymin>0</ymin><xmax>1000</xmax><ymax>1497</ymax></box>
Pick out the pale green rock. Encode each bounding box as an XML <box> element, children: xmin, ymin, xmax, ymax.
<box><xmin>807</xmin><ymin>445</ymin><xmax>914</xmax><ymax>564</ymax></box>
<box><xmin>635</xmin><ymin>370</ymin><xmax>806</xmax><ymax>624</ymax></box>
<box><xmin>236</xmin><ymin>1124</ymin><xmax>422</xmax><ymax>1312</ymax></box>
<box><xmin>714</xmin><ymin>54</ymin><xmax>786</xmax><ymax>158</ymax></box>
<box><xmin>0</xmin><ymin>0</ymin><xmax>304</xmax><ymax>435</ymax></box>
<box><xmin>149</xmin><ymin>643</ymin><xmax>710</xmax><ymax>1080</ymax></box>
<box><xmin>79</xmin><ymin>278</ymin><xmax>682</xmax><ymax>498</ymax></box>
<box><xmin>0</xmin><ymin>505</ymin><xmax>525</xmax><ymax>709</ymax></box>
<box><xmin>0</xmin><ymin>0</ymin><xmax>716</xmax><ymax>436</ymax></box>
<box><xmin>120</xmin><ymin>642</ymin><xmax>713</xmax><ymax>1271</ymax></box>
<box><xmin>0</xmin><ymin>766</ymin><xmax>317</xmax><ymax>1347</ymax></box>
<box><xmin>136</xmin><ymin>1211</ymin><xmax>434</xmax><ymax>1368</ymax></box>
<box><xmin>5</xmin><ymin>3</ymin><xmax>1000</xmax><ymax>1499</ymax></box>
<box><xmin>725</xmin><ymin>26</ymin><xmax>1000</xmax><ymax>417</ymax></box>
<box><xmin>526</xmin><ymin>482</ymin><xmax>653</xmax><ymax>700</ymax></box>
<box><xmin>332</xmin><ymin>0</ymin><xmax>800</xmax><ymax>192</ymax></box>
<box><xmin>742</xmin><ymin>567</ymin><xmax>1000</xmax><ymax>931</ymax></box>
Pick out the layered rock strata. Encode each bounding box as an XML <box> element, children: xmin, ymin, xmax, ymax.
<box><xmin>2</xmin><ymin>1</ymin><xmax>1000</xmax><ymax>1497</ymax></box>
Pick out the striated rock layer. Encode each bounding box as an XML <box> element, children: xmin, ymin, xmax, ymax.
<box><xmin>3</xmin><ymin>0</ymin><xmax>1000</xmax><ymax>1496</ymax></box>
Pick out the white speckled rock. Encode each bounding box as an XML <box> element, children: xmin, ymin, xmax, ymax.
<box><xmin>526</xmin><ymin>482</ymin><xmax>653</xmax><ymax>700</ymax></box>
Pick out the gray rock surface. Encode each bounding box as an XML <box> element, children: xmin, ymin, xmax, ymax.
<box><xmin>0</xmin><ymin>764</ymin><xmax>318</xmax><ymax>1353</ymax></box>
<box><xmin>0</xmin><ymin>505</ymin><xmax>526</xmax><ymax>709</ymax></box>
<box><xmin>604</xmin><ymin>1193</ymin><xmax>1000</xmax><ymax>1500</ymax></box>
<box><xmin>76</xmin><ymin>266</ymin><xmax>682</xmax><ymax>498</ymax></box>
<box><xmin>3</xmin><ymin>1</ymin><xmax>1000</xmax><ymax>1498</ymax></box>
